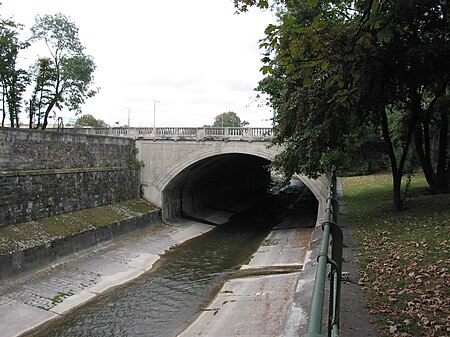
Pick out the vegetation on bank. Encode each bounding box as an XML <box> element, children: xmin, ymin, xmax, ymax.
<box><xmin>342</xmin><ymin>172</ymin><xmax>449</xmax><ymax>337</ymax></box>
<box><xmin>234</xmin><ymin>1</ymin><xmax>450</xmax><ymax>211</ymax></box>
<box><xmin>0</xmin><ymin>199</ymin><xmax>159</xmax><ymax>255</ymax></box>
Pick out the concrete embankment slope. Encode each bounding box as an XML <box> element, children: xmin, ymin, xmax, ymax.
<box><xmin>178</xmin><ymin>207</ymin><xmax>316</xmax><ymax>337</ymax></box>
<box><xmin>0</xmin><ymin>199</ymin><xmax>161</xmax><ymax>280</ymax></box>
<box><xmin>0</xmin><ymin>217</ymin><xmax>214</xmax><ymax>337</ymax></box>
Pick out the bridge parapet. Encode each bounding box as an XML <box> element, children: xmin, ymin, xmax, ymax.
<box><xmin>70</xmin><ymin>127</ymin><xmax>273</xmax><ymax>142</ymax></box>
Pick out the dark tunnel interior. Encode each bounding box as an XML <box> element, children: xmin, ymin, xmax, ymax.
<box><xmin>161</xmin><ymin>153</ymin><xmax>319</xmax><ymax>227</ymax></box>
<box><xmin>161</xmin><ymin>153</ymin><xmax>272</xmax><ymax>220</ymax></box>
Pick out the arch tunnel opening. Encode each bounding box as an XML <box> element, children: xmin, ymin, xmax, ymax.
<box><xmin>161</xmin><ymin>153</ymin><xmax>318</xmax><ymax>227</ymax></box>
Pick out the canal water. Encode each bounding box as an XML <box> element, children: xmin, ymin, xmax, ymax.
<box><xmin>26</xmin><ymin>210</ymin><xmax>279</xmax><ymax>337</ymax></box>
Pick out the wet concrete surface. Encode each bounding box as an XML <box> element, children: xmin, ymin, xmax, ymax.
<box><xmin>173</xmin><ymin>197</ymin><xmax>318</xmax><ymax>337</ymax></box>
<box><xmin>0</xmin><ymin>220</ymin><xmax>214</xmax><ymax>337</ymax></box>
<box><xmin>0</xmin><ymin>207</ymin><xmax>315</xmax><ymax>337</ymax></box>
<box><xmin>178</xmin><ymin>211</ymin><xmax>315</xmax><ymax>337</ymax></box>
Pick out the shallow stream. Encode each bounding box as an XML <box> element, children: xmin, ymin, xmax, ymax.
<box><xmin>28</xmin><ymin>213</ymin><xmax>275</xmax><ymax>337</ymax></box>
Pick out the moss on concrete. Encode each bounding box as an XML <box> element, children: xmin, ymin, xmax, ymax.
<box><xmin>0</xmin><ymin>199</ymin><xmax>159</xmax><ymax>255</ymax></box>
<box><xmin>118</xmin><ymin>199</ymin><xmax>158</xmax><ymax>214</ymax></box>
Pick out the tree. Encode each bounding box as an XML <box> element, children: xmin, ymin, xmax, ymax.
<box><xmin>0</xmin><ymin>17</ymin><xmax>29</xmax><ymax>127</ymax></box>
<box><xmin>29</xmin><ymin>13</ymin><xmax>98</xmax><ymax>130</ymax></box>
<box><xmin>28</xmin><ymin>57</ymin><xmax>57</xmax><ymax>129</ymax></box>
<box><xmin>212</xmin><ymin>111</ymin><xmax>249</xmax><ymax>127</ymax></box>
<box><xmin>235</xmin><ymin>0</ymin><xmax>450</xmax><ymax>209</ymax></box>
<box><xmin>414</xmin><ymin>85</ymin><xmax>450</xmax><ymax>193</ymax></box>
<box><xmin>75</xmin><ymin>114</ymin><xmax>108</xmax><ymax>127</ymax></box>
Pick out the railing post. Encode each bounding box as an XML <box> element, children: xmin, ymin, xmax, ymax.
<box><xmin>303</xmin><ymin>168</ymin><xmax>343</xmax><ymax>337</ymax></box>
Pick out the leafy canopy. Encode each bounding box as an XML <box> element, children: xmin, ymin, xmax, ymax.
<box><xmin>235</xmin><ymin>0</ymin><xmax>450</xmax><ymax>208</ymax></box>
<box><xmin>29</xmin><ymin>13</ymin><xmax>98</xmax><ymax>129</ymax></box>
<box><xmin>0</xmin><ymin>17</ymin><xmax>30</xmax><ymax>127</ymax></box>
<box><xmin>75</xmin><ymin>114</ymin><xmax>108</xmax><ymax>128</ymax></box>
<box><xmin>212</xmin><ymin>111</ymin><xmax>249</xmax><ymax>127</ymax></box>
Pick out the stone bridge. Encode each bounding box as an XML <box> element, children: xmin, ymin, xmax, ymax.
<box><xmin>82</xmin><ymin>127</ymin><xmax>329</xmax><ymax>222</ymax></box>
<box><xmin>43</xmin><ymin>126</ymin><xmax>330</xmax><ymax>222</ymax></box>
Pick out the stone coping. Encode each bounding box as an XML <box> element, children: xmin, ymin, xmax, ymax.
<box><xmin>0</xmin><ymin>166</ymin><xmax>136</xmax><ymax>177</ymax></box>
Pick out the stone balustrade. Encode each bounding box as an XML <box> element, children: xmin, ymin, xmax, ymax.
<box><xmin>68</xmin><ymin>127</ymin><xmax>273</xmax><ymax>141</ymax></box>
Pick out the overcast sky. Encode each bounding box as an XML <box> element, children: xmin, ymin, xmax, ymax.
<box><xmin>2</xmin><ymin>0</ymin><xmax>276</xmax><ymax>127</ymax></box>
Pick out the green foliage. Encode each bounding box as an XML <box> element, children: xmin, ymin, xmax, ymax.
<box><xmin>329</xmin><ymin>124</ymin><xmax>388</xmax><ymax>176</ymax></box>
<box><xmin>51</xmin><ymin>291</ymin><xmax>73</xmax><ymax>304</ymax></box>
<box><xmin>30</xmin><ymin>13</ymin><xmax>84</xmax><ymax>55</ymax></box>
<box><xmin>233</xmin><ymin>0</ymin><xmax>271</xmax><ymax>12</ymax></box>
<box><xmin>0</xmin><ymin>11</ymin><xmax>98</xmax><ymax>129</ymax></box>
<box><xmin>28</xmin><ymin>57</ymin><xmax>58</xmax><ymax>128</ymax></box>
<box><xmin>29</xmin><ymin>13</ymin><xmax>98</xmax><ymax>129</ymax></box>
<box><xmin>237</xmin><ymin>0</ymin><xmax>450</xmax><ymax>208</ymax></box>
<box><xmin>75</xmin><ymin>114</ymin><xmax>108</xmax><ymax>127</ymax></box>
<box><xmin>127</xmin><ymin>148</ymin><xmax>144</xmax><ymax>169</ymax></box>
<box><xmin>212</xmin><ymin>111</ymin><xmax>249</xmax><ymax>127</ymax></box>
<box><xmin>0</xmin><ymin>17</ymin><xmax>30</xmax><ymax>127</ymax></box>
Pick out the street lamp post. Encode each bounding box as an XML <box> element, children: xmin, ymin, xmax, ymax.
<box><xmin>153</xmin><ymin>100</ymin><xmax>160</xmax><ymax>135</ymax></box>
<box><xmin>127</xmin><ymin>108</ymin><xmax>130</xmax><ymax>130</ymax></box>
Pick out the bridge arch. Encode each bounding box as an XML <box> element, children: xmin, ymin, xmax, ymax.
<box><xmin>155</xmin><ymin>145</ymin><xmax>278</xmax><ymax>192</ymax></box>
<box><xmin>136</xmin><ymin>140</ymin><xmax>328</xmax><ymax>222</ymax></box>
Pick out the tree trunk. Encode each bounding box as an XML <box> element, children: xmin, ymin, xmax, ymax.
<box><xmin>4</xmin><ymin>85</ymin><xmax>14</xmax><ymax>128</ymax></box>
<box><xmin>41</xmin><ymin>113</ymin><xmax>49</xmax><ymax>130</ymax></box>
<box><xmin>380</xmin><ymin>107</ymin><xmax>403</xmax><ymax>210</ymax></box>
<box><xmin>414</xmin><ymin>89</ymin><xmax>449</xmax><ymax>192</ymax></box>
<box><xmin>14</xmin><ymin>106</ymin><xmax>19</xmax><ymax>128</ymax></box>
<box><xmin>436</xmin><ymin>104</ymin><xmax>449</xmax><ymax>189</ymax></box>
<box><xmin>29</xmin><ymin>100</ymin><xmax>33</xmax><ymax>128</ymax></box>
<box><xmin>392</xmin><ymin>170</ymin><xmax>403</xmax><ymax>211</ymax></box>
<box><xmin>41</xmin><ymin>100</ymin><xmax>56</xmax><ymax>130</ymax></box>
<box><xmin>415</xmin><ymin>123</ymin><xmax>437</xmax><ymax>188</ymax></box>
<box><xmin>1</xmin><ymin>88</ymin><xmax>5</xmax><ymax>128</ymax></box>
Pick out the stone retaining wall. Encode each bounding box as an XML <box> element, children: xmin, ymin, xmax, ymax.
<box><xmin>0</xmin><ymin>128</ymin><xmax>140</xmax><ymax>227</ymax></box>
<box><xmin>0</xmin><ymin>128</ymin><xmax>135</xmax><ymax>170</ymax></box>
<box><xmin>0</xmin><ymin>168</ymin><xmax>140</xmax><ymax>226</ymax></box>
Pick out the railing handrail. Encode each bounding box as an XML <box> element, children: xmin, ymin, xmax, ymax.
<box><xmin>59</xmin><ymin>126</ymin><xmax>273</xmax><ymax>141</ymax></box>
<box><xmin>303</xmin><ymin>168</ymin><xmax>343</xmax><ymax>337</ymax></box>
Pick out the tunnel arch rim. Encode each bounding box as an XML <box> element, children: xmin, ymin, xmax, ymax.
<box><xmin>155</xmin><ymin>146</ymin><xmax>277</xmax><ymax>191</ymax></box>
<box><xmin>153</xmin><ymin>144</ymin><xmax>326</xmax><ymax>206</ymax></box>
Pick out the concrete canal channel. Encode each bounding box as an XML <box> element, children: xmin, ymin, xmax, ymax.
<box><xmin>19</xmin><ymin>186</ymin><xmax>317</xmax><ymax>337</ymax></box>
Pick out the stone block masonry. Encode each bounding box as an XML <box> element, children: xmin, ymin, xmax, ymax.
<box><xmin>0</xmin><ymin>128</ymin><xmax>140</xmax><ymax>227</ymax></box>
<box><xmin>0</xmin><ymin>168</ymin><xmax>139</xmax><ymax>226</ymax></box>
<box><xmin>0</xmin><ymin>128</ymin><xmax>135</xmax><ymax>170</ymax></box>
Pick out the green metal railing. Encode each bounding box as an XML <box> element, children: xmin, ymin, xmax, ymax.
<box><xmin>303</xmin><ymin>170</ymin><xmax>343</xmax><ymax>337</ymax></box>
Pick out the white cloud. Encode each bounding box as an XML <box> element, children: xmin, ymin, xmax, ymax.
<box><xmin>2</xmin><ymin>0</ymin><xmax>275</xmax><ymax>127</ymax></box>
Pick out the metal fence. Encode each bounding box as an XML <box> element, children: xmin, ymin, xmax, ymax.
<box><xmin>303</xmin><ymin>169</ymin><xmax>343</xmax><ymax>337</ymax></box>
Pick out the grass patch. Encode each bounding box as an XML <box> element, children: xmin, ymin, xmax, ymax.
<box><xmin>0</xmin><ymin>199</ymin><xmax>159</xmax><ymax>255</ymax></box>
<box><xmin>117</xmin><ymin>199</ymin><xmax>158</xmax><ymax>214</ymax></box>
<box><xmin>261</xmin><ymin>238</ymin><xmax>279</xmax><ymax>246</ymax></box>
<box><xmin>51</xmin><ymin>291</ymin><xmax>73</xmax><ymax>305</ymax></box>
<box><xmin>342</xmin><ymin>172</ymin><xmax>450</xmax><ymax>337</ymax></box>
